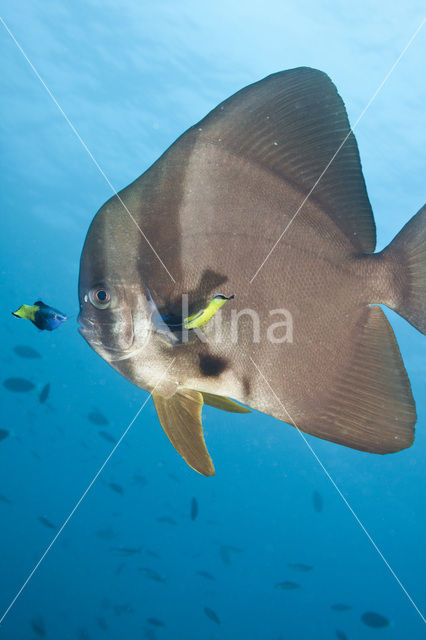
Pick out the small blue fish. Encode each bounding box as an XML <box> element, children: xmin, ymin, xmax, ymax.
<box><xmin>12</xmin><ymin>300</ymin><xmax>67</xmax><ymax>331</ymax></box>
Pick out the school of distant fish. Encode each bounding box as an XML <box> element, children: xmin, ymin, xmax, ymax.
<box><xmin>2</xmin><ymin>304</ymin><xmax>395</xmax><ymax>638</ymax></box>
<box><xmin>0</xmin><ymin>383</ymin><xmax>390</xmax><ymax>639</ymax></box>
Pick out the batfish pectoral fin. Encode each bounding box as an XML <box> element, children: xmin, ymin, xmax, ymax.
<box><xmin>153</xmin><ymin>389</ymin><xmax>215</xmax><ymax>476</ymax></box>
<box><xmin>302</xmin><ymin>306</ymin><xmax>416</xmax><ymax>454</ymax></box>
<box><xmin>201</xmin><ymin>392</ymin><xmax>251</xmax><ymax>414</ymax></box>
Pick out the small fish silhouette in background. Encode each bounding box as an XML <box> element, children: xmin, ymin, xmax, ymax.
<box><xmin>138</xmin><ymin>567</ymin><xmax>166</xmax><ymax>583</ymax></box>
<box><xmin>168</xmin><ymin>473</ymin><xmax>180</xmax><ymax>483</ymax></box>
<box><xmin>361</xmin><ymin>611</ymin><xmax>390</xmax><ymax>628</ymax></box>
<box><xmin>96</xmin><ymin>617</ymin><xmax>108</xmax><ymax>631</ymax></box>
<box><xmin>109</xmin><ymin>546</ymin><xmax>142</xmax><ymax>557</ymax></box>
<box><xmin>275</xmin><ymin>581</ymin><xmax>300</xmax><ymax>590</ymax></box>
<box><xmin>88</xmin><ymin>410</ymin><xmax>109</xmax><ymax>426</ymax></box>
<box><xmin>37</xmin><ymin>516</ymin><xmax>57</xmax><ymax>530</ymax></box>
<box><xmin>219</xmin><ymin>544</ymin><xmax>243</xmax><ymax>565</ymax></box>
<box><xmin>147</xmin><ymin>618</ymin><xmax>165</xmax><ymax>627</ymax></box>
<box><xmin>12</xmin><ymin>300</ymin><xmax>67</xmax><ymax>331</ymax></box>
<box><xmin>108</xmin><ymin>482</ymin><xmax>124</xmax><ymax>495</ymax></box>
<box><xmin>0</xmin><ymin>429</ymin><xmax>10</xmax><ymax>442</ymax></box>
<box><xmin>287</xmin><ymin>563</ymin><xmax>313</xmax><ymax>572</ymax></box>
<box><xmin>39</xmin><ymin>383</ymin><xmax>50</xmax><ymax>404</ymax></box>
<box><xmin>190</xmin><ymin>497</ymin><xmax>199</xmax><ymax>521</ymax></box>
<box><xmin>312</xmin><ymin>491</ymin><xmax>323</xmax><ymax>513</ymax></box>
<box><xmin>30</xmin><ymin>616</ymin><xmax>46</xmax><ymax>637</ymax></box>
<box><xmin>204</xmin><ymin>607</ymin><xmax>220</xmax><ymax>625</ymax></box>
<box><xmin>3</xmin><ymin>377</ymin><xmax>35</xmax><ymax>393</ymax></box>
<box><xmin>113</xmin><ymin>603</ymin><xmax>134</xmax><ymax>616</ymax></box>
<box><xmin>196</xmin><ymin>570</ymin><xmax>215</xmax><ymax>581</ymax></box>
<box><xmin>132</xmin><ymin>474</ymin><xmax>148</xmax><ymax>487</ymax></box>
<box><xmin>98</xmin><ymin>430</ymin><xmax>117</xmax><ymax>443</ymax></box>
<box><xmin>13</xmin><ymin>344</ymin><xmax>42</xmax><ymax>359</ymax></box>
<box><xmin>96</xmin><ymin>527</ymin><xmax>117</xmax><ymax>541</ymax></box>
<box><xmin>331</xmin><ymin>603</ymin><xmax>352</xmax><ymax>612</ymax></box>
<box><xmin>156</xmin><ymin>516</ymin><xmax>177</xmax><ymax>525</ymax></box>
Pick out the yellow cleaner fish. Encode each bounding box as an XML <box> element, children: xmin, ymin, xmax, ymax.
<box><xmin>183</xmin><ymin>294</ymin><xmax>234</xmax><ymax>329</ymax></box>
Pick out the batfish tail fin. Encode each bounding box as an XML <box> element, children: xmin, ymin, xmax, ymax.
<box><xmin>301</xmin><ymin>306</ymin><xmax>416</xmax><ymax>454</ymax></box>
<box><xmin>380</xmin><ymin>204</ymin><xmax>426</xmax><ymax>334</ymax></box>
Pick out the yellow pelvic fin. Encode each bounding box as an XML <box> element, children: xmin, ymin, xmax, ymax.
<box><xmin>184</xmin><ymin>294</ymin><xmax>234</xmax><ymax>329</ymax></box>
<box><xmin>12</xmin><ymin>304</ymin><xmax>38</xmax><ymax>321</ymax></box>
<box><xmin>201</xmin><ymin>392</ymin><xmax>251</xmax><ymax>413</ymax></box>
<box><xmin>153</xmin><ymin>389</ymin><xmax>215</xmax><ymax>476</ymax></box>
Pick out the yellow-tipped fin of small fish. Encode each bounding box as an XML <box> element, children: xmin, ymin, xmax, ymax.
<box><xmin>183</xmin><ymin>294</ymin><xmax>234</xmax><ymax>329</ymax></box>
<box><xmin>12</xmin><ymin>304</ymin><xmax>38</xmax><ymax>322</ymax></box>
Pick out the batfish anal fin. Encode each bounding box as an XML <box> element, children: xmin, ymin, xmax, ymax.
<box><xmin>303</xmin><ymin>306</ymin><xmax>416</xmax><ymax>453</ymax></box>
<box><xmin>153</xmin><ymin>389</ymin><xmax>215</xmax><ymax>476</ymax></box>
<box><xmin>194</xmin><ymin>67</ymin><xmax>376</xmax><ymax>252</ymax></box>
<box><xmin>201</xmin><ymin>392</ymin><xmax>251</xmax><ymax>413</ymax></box>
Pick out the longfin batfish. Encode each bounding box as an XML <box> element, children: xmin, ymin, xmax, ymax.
<box><xmin>78</xmin><ymin>67</ymin><xmax>425</xmax><ymax>475</ymax></box>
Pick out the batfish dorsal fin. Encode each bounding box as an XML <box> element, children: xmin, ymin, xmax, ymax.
<box><xmin>301</xmin><ymin>306</ymin><xmax>416</xmax><ymax>453</ymax></box>
<box><xmin>201</xmin><ymin>392</ymin><xmax>251</xmax><ymax>413</ymax></box>
<box><xmin>193</xmin><ymin>67</ymin><xmax>376</xmax><ymax>252</ymax></box>
<box><xmin>153</xmin><ymin>389</ymin><xmax>215</xmax><ymax>476</ymax></box>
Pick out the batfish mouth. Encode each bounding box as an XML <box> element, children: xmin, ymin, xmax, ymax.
<box><xmin>77</xmin><ymin>312</ymin><xmax>136</xmax><ymax>354</ymax></box>
<box><xmin>77</xmin><ymin>317</ymin><xmax>103</xmax><ymax>348</ymax></box>
<box><xmin>77</xmin><ymin>317</ymin><xmax>94</xmax><ymax>338</ymax></box>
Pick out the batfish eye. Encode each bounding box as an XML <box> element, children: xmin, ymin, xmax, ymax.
<box><xmin>89</xmin><ymin>286</ymin><xmax>111</xmax><ymax>309</ymax></box>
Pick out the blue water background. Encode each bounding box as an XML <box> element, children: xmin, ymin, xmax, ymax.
<box><xmin>1</xmin><ymin>2</ymin><xmax>425</xmax><ymax>638</ymax></box>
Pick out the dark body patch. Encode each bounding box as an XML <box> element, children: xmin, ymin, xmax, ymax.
<box><xmin>242</xmin><ymin>375</ymin><xmax>251</xmax><ymax>397</ymax></box>
<box><xmin>199</xmin><ymin>353</ymin><xmax>228</xmax><ymax>377</ymax></box>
